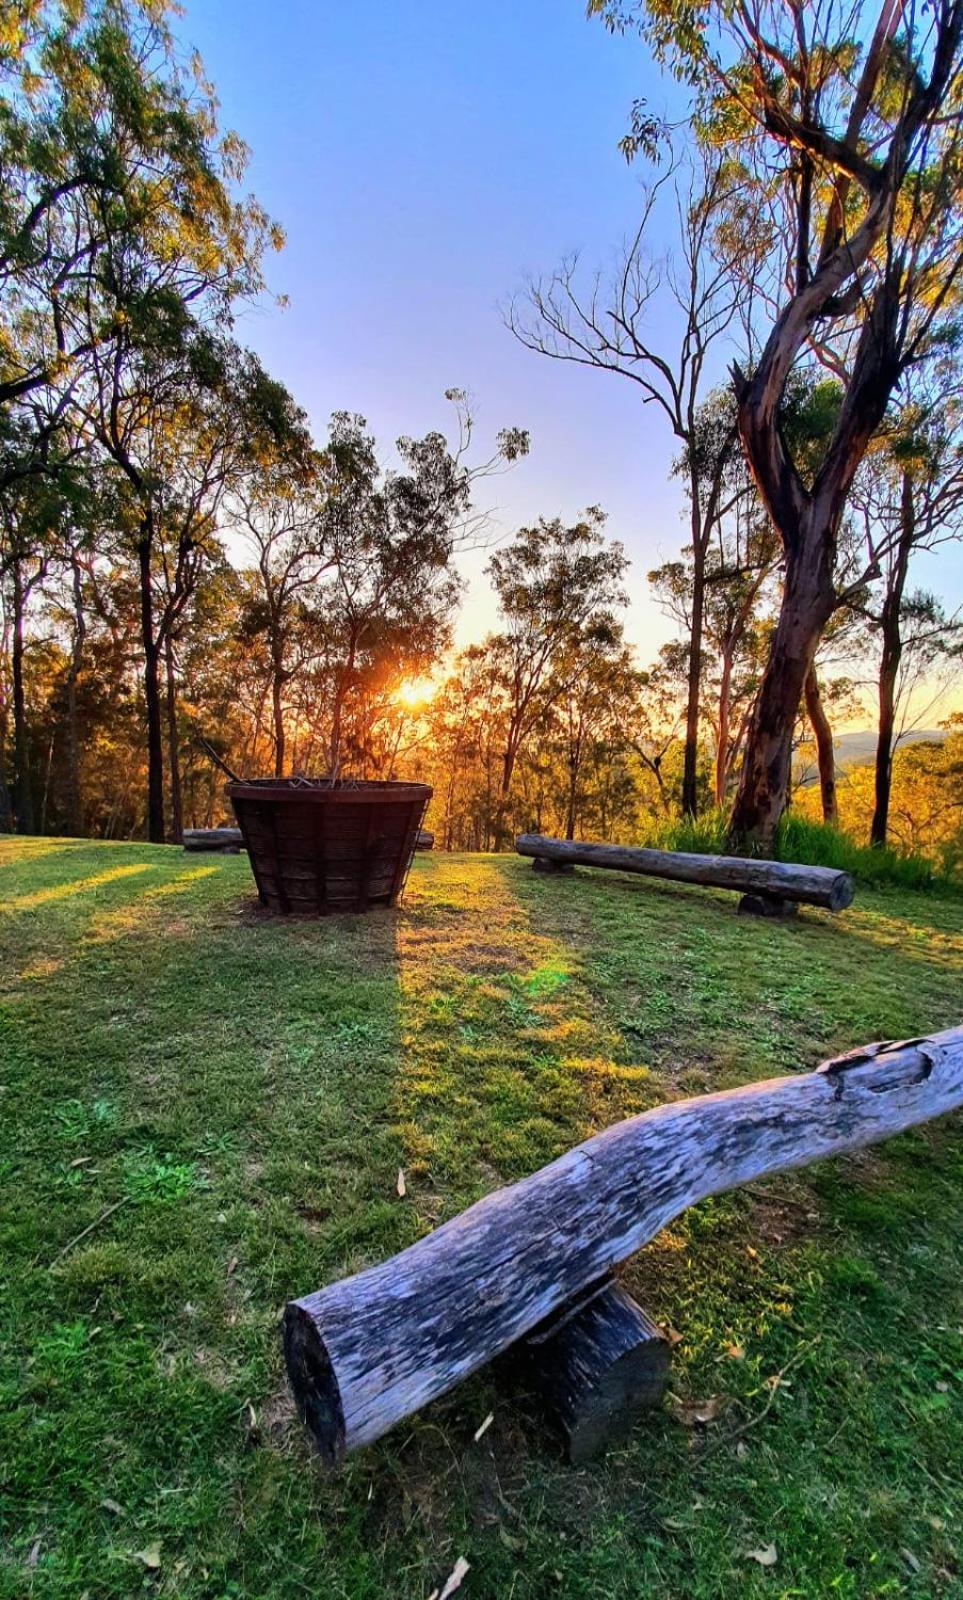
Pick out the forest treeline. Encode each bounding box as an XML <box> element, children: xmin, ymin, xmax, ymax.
<box><xmin>1</xmin><ymin>1</ymin><xmax>962</xmax><ymax>873</ymax></box>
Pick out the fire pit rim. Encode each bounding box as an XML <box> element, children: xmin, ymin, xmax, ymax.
<box><xmin>226</xmin><ymin>777</ymin><xmax>433</xmax><ymax>805</ymax></box>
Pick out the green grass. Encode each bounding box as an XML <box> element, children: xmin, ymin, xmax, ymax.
<box><xmin>1</xmin><ymin>838</ymin><xmax>961</xmax><ymax>1599</ymax></box>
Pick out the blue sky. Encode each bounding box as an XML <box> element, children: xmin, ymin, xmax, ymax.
<box><xmin>178</xmin><ymin>0</ymin><xmax>694</xmax><ymax>652</ymax></box>
<box><xmin>177</xmin><ymin>0</ymin><xmax>961</xmax><ymax>720</ymax></box>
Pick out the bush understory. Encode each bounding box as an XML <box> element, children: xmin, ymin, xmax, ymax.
<box><xmin>647</xmin><ymin>810</ymin><xmax>952</xmax><ymax>891</ymax></box>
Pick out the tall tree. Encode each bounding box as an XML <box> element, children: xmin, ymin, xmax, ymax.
<box><xmin>594</xmin><ymin>0</ymin><xmax>963</xmax><ymax>845</ymax></box>
<box><xmin>485</xmin><ymin>508</ymin><xmax>629</xmax><ymax>847</ymax></box>
<box><xmin>509</xmin><ymin>157</ymin><xmax>741</xmax><ymax>816</ymax></box>
<box><xmin>314</xmin><ymin>408</ymin><xmax>524</xmax><ymax>777</ymax></box>
<box><xmin>850</xmin><ymin>404</ymin><xmax>963</xmax><ymax>845</ymax></box>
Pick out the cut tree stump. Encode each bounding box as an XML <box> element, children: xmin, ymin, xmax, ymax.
<box><xmin>283</xmin><ymin>1026</ymin><xmax>963</xmax><ymax>1467</ymax></box>
<box><xmin>738</xmin><ymin>892</ymin><xmax>798</xmax><ymax>918</ymax></box>
<box><xmin>517</xmin><ymin>833</ymin><xmax>854</xmax><ymax>913</ymax></box>
<box><xmin>531</xmin><ymin>854</ymin><xmax>574</xmax><ymax>874</ymax></box>
<box><xmin>183</xmin><ymin>827</ymin><xmax>244</xmax><ymax>854</ymax></box>
<box><xmin>508</xmin><ymin>1278</ymin><xmax>670</xmax><ymax>1463</ymax></box>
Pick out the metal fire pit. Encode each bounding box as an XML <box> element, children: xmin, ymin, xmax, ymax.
<box><xmin>228</xmin><ymin>778</ymin><xmax>432</xmax><ymax>915</ymax></box>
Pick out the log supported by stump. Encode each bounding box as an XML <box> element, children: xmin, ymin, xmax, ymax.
<box><xmin>509</xmin><ymin>1278</ymin><xmax>670</xmax><ymax>1463</ymax></box>
<box><xmin>516</xmin><ymin>833</ymin><xmax>855</xmax><ymax>912</ymax></box>
<box><xmin>284</xmin><ymin>1027</ymin><xmax>963</xmax><ymax>1466</ymax></box>
<box><xmin>183</xmin><ymin>827</ymin><xmax>244</xmax><ymax>854</ymax></box>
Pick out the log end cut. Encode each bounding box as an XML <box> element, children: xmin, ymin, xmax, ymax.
<box><xmin>283</xmin><ymin>1302</ymin><xmax>346</xmax><ymax>1468</ymax></box>
<box><xmin>828</xmin><ymin>871</ymin><xmax>856</xmax><ymax>912</ymax></box>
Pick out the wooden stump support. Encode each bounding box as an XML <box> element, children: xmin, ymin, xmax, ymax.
<box><xmin>508</xmin><ymin>1278</ymin><xmax>670</xmax><ymax>1462</ymax></box>
<box><xmin>183</xmin><ymin>827</ymin><xmax>244</xmax><ymax>854</ymax></box>
<box><xmin>284</xmin><ymin>1026</ymin><xmax>963</xmax><ymax>1467</ymax></box>
<box><xmin>516</xmin><ymin>833</ymin><xmax>854</xmax><ymax>913</ymax></box>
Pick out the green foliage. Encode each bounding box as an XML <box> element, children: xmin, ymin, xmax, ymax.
<box><xmin>645</xmin><ymin>807</ymin><xmax>949</xmax><ymax>891</ymax></box>
<box><xmin>776</xmin><ymin>814</ymin><xmax>943</xmax><ymax>891</ymax></box>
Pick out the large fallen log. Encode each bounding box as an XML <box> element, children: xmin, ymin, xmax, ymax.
<box><xmin>284</xmin><ymin>1026</ymin><xmax>963</xmax><ymax>1465</ymax></box>
<box><xmin>516</xmin><ymin>833</ymin><xmax>855</xmax><ymax>912</ymax></box>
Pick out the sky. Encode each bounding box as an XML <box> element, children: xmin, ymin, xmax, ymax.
<box><xmin>177</xmin><ymin>0</ymin><xmax>962</xmax><ymax>723</ymax></box>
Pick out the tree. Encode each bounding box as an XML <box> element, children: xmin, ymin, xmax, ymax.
<box><xmin>649</xmin><ymin>388</ymin><xmax>780</xmax><ymax>807</ymax></box>
<box><xmin>314</xmin><ymin>407</ymin><xmax>525</xmax><ymax>777</ymax></box>
<box><xmin>848</xmin><ymin>401</ymin><xmax>963</xmax><ymax>844</ymax></box>
<box><xmin>84</xmin><ymin>329</ymin><xmax>303</xmax><ymax>839</ymax></box>
<box><xmin>509</xmin><ymin>156</ymin><xmax>742</xmax><ymax>816</ymax></box>
<box><xmin>485</xmin><ymin>508</ymin><xmax>629</xmax><ymax>847</ymax></box>
<box><xmin>594</xmin><ymin>0</ymin><xmax>963</xmax><ymax>845</ymax></box>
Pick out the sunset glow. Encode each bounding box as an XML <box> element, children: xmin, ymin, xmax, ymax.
<box><xmin>394</xmin><ymin>676</ymin><xmax>436</xmax><ymax>710</ymax></box>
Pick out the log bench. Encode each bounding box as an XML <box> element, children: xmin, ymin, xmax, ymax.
<box><xmin>183</xmin><ymin>827</ymin><xmax>245</xmax><ymax>854</ymax></box>
<box><xmin>516</xmin><ymin>832</ymin><xmax>855</xmax><ymax>916</ymax></box>
<box><xmin>284</xmin><ymin>1027</ymin><xmax>962</xmax><ymax>1467</ymax></box>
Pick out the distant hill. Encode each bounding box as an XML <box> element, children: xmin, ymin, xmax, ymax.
<box><xmin>833</xmin><ymin>729</ymin><xmax>946</xmax><ymax>769</ymax></box>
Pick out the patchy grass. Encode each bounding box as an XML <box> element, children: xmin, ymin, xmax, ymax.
<box><xmin>0</xmin><ymin>837</ymin><xmax>961</xmax><ymax>1600</ymax></box>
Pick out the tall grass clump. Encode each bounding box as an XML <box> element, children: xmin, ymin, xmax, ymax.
<box><xmin>775</xmin><ymin>815</ymin><xmax>941</xmax><ymax>890</ymax></box>
<box><xmin>644</xmin><ymin>810</ymin><xmax>951</xmax><ymax>892</ymax></box>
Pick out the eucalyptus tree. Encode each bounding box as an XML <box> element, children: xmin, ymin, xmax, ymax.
<box><xmin>509</xmin><ymin>156</ymin><xmax>743</xmax><ymax>816</ymax></box>
<box><xmin>484</xmin><ymin>508</ymin><xmax>629</xmax><ymax>847</ymax></box>
<box><xmin>314</xmin><ymin>406</ymin><xmax>527</xmax><ymax>778</ymax></box>
<box><xmin>850</xmin><ymin>405</ymin><xmax>963</xmax><ymax>845</ymax></box>
<box><xmin>593</xmin><ymin>0</ymin><xmax>963</xmax><ymax>845</ymax></box>
<box><xmin>234</xmin><ymin>461</ymin><xmax>331</xmax><ymax>779</ymax></box>
<box><xmin>85</xmin><ymin>333</ymin><xmax>306</xmax><ymax>840</ymax></box>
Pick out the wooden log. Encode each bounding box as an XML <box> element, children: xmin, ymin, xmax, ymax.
<box><xmin>283</xmin><ymin>1026</ymin><xmax>963</xmax><ymax>1466</ymax></box>
<box><xmin>516</xmin><ymin>833</ymin><xmax>855</xmax><ymax>912</ymax></box>
<box><xmin>508</xmin><ymin>1279</ymin><xmax>670</xmax><ymax>1463</ymax></box>
<box><xmin>738</xmin><ymin>892</ymin><xmax>798</xmax><ymax>918</ymax></box>
<box><xmin>183</xmin><ymin>827</ymin><xmax>244</xmax><ymax>854</ymax></box>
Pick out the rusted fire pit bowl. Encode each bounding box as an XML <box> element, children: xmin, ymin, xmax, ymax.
<box><xmin>227</xmin><ymin>778</ymin><xmax>432</xmax><ymax>915</ymax></box>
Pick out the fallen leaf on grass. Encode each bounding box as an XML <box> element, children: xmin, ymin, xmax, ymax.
<box><xmin>227</xmin><ymin>1256</ymin><xmax>238</xmax><ymax>1275</ymax></box>
<box><xmin>745</xmin><ymin>1543</ymin><xmax>777</xmax><ymax>1568</ymax></box>
<box><xmin>669</xmin><ymin>1394</ymin><xmax>724</xmax><ymax>1427</ymax></box>
<box><xmin>473</xmin><ymin>1411</ymin><xmax>494</xmax><ymax>1442</ymax></box>
<box><xmin>428</xmin><ymin>1556</ymin><xmax>470</xmax><ymax>1600</ymax></box>
<box><xmin>101</xmin><ymin>1498</ymin><xmax>122</xmax><ymax>1516</ymax></box>
<box><xmin>723</xmin><ymin>1343</ymin><xmax>746</xmax><ymax>1361</ymax></box>
<box><xmin>26</xmin><ymin>1538</ymin><xmax>42</xmax><ymax>1568</ymax></box>
<box><xmin>133</xmin><ymin>1542</ymin><xmax>162</xmax><ymax>1570</ymax></box>
<box><xmin>396</xmin><ymin>1168</ymin><xmax>406</xmax><ymax>1197</ymax></box>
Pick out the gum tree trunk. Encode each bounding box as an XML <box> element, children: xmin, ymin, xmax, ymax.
<box><xmin>804</xmin><ymin>664</ymin><xmax>838</xmax><ymax>826</ymax></box>
<box><xmin>138</xmin><ymin>529</ymin><xmax>165</xmax><ymax>844</ymax></box>
<box><xmin>871</xmin><ymin>474</ymin><xmax>913</xmax><ymax>848</ymax></box>
<box><xmin>11</xmin><ymin>556</ymin><xmax>35</xmax><ymax>835</ymax></box>
<box><xmin>63</xmin><ymin>559</ymin><xmax>87</xmax><ymax>837</ymax></box>
<box><xmin>164</xmin><ymin>636</ymin><xmax>183</xmax><ymax>844</ymax></box>
<box><xmin>729</xmin><ymin>539</ymin><xmax>836</xmax><ymax>847</ymax></box>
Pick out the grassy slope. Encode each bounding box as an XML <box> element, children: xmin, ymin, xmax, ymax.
<box><xmin>0</xmin><ymin>838</ymin><xmax>961</xmax><ymax>1600</ymax></box>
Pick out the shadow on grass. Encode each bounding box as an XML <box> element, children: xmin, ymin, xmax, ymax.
<box><xmin>1</xmin><ymin>844</ymin><xmax>962</xmax><ymax>1598</ymax></box>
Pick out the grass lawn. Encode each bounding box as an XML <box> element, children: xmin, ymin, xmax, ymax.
<box><xmin>1</xmin><ymin>838</ymin><xmax>962</xmax><ymax>1600</ymax></box>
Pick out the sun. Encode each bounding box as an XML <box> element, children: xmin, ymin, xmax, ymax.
<box><xmin>394</xmin><ymin>676</ymin><xmax>436</xmax><ymax>710</ymax></box>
